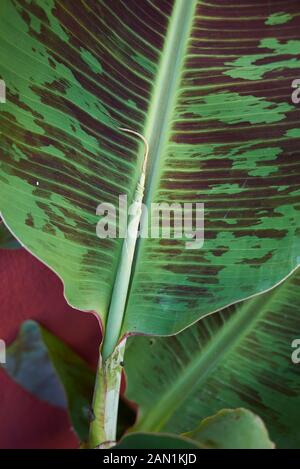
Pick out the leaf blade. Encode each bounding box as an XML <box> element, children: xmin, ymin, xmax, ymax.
<box><xmin>124</xmin><ymin>268</ymin><xmax>300</xmax><ymax>448</ymax></box>
<box><xmin>184</xmin><ymin>408</ymin><xmax>274</xmax><ymax>449</ymax></box>
<box><xmin>0</xmin><ymin>0</ymin><xmax>299</xmax><ymax>337</ymax></box>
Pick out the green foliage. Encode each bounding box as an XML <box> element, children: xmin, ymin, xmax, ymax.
<box><xmin>116</xmin><ymin>409</ymin><xmax>274</xmax><ymax>449</ymax></box>
<box><xmin>0</xmin><ymin>0</ymin><xmax>299</xmax><ymax>341</ymax></box>
<box><xmin>0</xmin><ymin>0</ymin><xmax>299</xmax><ymax>449</ymax></box>
<box><xmin>183</xmin><ymin>409</ymin><xmax>274</xmax><ymax>449</ymax></box>
<box><xmin>125</xmin><ymin>268</ymin><xmax>300</xmax><ymax>448</ymax></box>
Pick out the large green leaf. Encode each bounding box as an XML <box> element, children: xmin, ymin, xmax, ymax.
<box><xmin>184</xmin><ymin>408</ymin><xmax>274</xmax><ymax>449</ymax></box>
<box><xmin>124</xmin><ymin>268</ymin><xmax>300</xmax><ymax>449</ymax></box>
<box><xmin>115</xmin><ymin>408</ymin><xmax>274</xmax><ymax>449</ymax></box>
<box><xmin>2</xmin><ymin>320</ymin><xmax>95</xmax><ymax>441</ymax></box>
<box><xmin>0</xmin><ymin>1</ymin><xmax>299</xmax><ymax>339</ymax></box>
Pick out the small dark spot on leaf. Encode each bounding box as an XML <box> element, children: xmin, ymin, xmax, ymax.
<box><xmin>25</xmin><ymin>213</ymin><xmax>34</xmax><ymax>228</ymax></box>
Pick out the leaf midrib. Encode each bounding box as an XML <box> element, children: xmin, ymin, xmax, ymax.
<box><xmin>119</xmin><ymin>0</ymin><xmax>198</xmax><ymax>338</ymax></box>
<box><xmin>103</xmin><ymin>0</ymin><xmax>198</xmax><ymax>354</ymax></box>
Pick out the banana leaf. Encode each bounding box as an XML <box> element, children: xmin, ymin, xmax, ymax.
<box><xmin>0</xmin><ymin>0</ymin><xmax>299</xmax><ymax>344</ymax></box>
<box><xmin>183</xmin><ymin>408</ymin><xmax>274</xmax><ymax>449</ymax></box>
<box><xmin>124</xmin><ymin>267</ymin><xmax>300</xmax><ymax>449</ymax></box>
<box><xmin>115</xmin><ymin>408</ymin><xmax>274</xmax><ymax>449</ymax></box>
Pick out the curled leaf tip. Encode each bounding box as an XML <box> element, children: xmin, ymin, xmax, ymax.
<box><xmin>119</xmin><ymin>127</ymin><xmax>149</xmax><ymax>173</ymax></box>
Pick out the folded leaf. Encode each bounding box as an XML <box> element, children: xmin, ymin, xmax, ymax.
<box><xmin>2</xmin><ymin>320</ymin><xmax>94</xmax><ymax>441</ymax></box>
<box><xmin>0</xmin><ymin>1</ymin><xmax>299</xmax><ymax>338</ymax></box>
<box><xmin>124</xmin><ymin>268</ymin><xmax>300</xmax><ymax>448</ymax></box>
<box><xmin>183</xmin><ymin>408</ymin><xmax>274</xmax><ymax>449</ymax></box>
